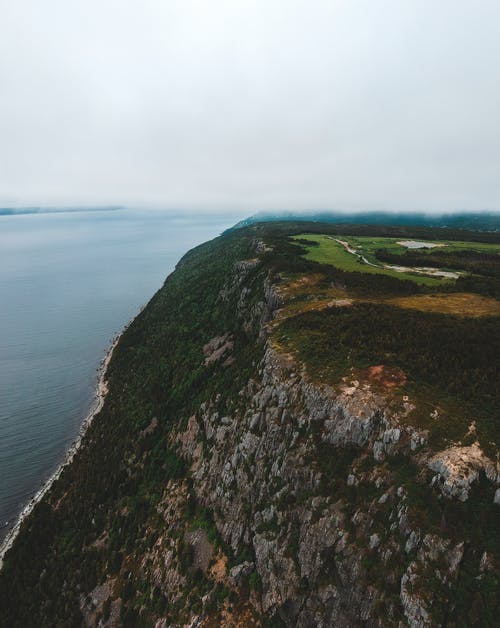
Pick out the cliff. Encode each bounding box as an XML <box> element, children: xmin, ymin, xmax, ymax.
<box><xmin>0</xmin><ymin>223</ymin><xmax>498</xmax><ymax>627</ymax></box>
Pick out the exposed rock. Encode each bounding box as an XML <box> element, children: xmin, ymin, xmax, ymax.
<box><xmin>203</xmin><ymin>334</ymin><xmax>234</xmax><ymax>366</ymax></box>
<box><xmin>185</xmin><ymin>529</ymin><xmax>214</xmax><ymax>573</ymax></box>
<box><xmin>479</xmin><ymin>551</ymin><xmax>496</xmax><ymax>573</ymax></box>
<box><xmin>169</xmin><ymin>257</ymin><xmax>499</xmax><ymax>626</ymax></box>
<box><xmin>369</xmin><ymin>533</ymin><xmax>380</xmax><ymax>549</ymax></box>
<box><xmin>80</xmin><ymin>578</ymin><xmax>118</xmax><ymax>627</ymax></box>
<box><xmin>405</xmin><ymin>530</ymin><xmax>421</xmax><ymax>554</ymax></box>
<box><xmin>428</xmin><ymin>443</ymin><xmax>498</xmax><ymax>501</ymax></box>
<box><xmin>229</xmin><ymin>561</ymin><xmax>254</xmax><ymax>587</ymax></box>
<box><xmin>494</xmin><ymin>488</ymin><xmax>500</xmax><ymax>505</ymax></box>
<box><xmin>139</xmin><ymin>416</ymin><xmax>158</xmax><ymax>439</ymax></box>
<box><xmin>400</xmin><ymin>562</ymin><xmax>431</xmax><ymax>628</ymax></box>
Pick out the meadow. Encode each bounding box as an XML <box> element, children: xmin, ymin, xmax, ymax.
<box><xmin>291</xmin><ymin>233</ymin><xmax>499</xmax><ymax>286</ymax></box>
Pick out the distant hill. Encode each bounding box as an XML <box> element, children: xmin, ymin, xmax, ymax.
<box><xmin>232</xmin><ymin>210</ymin><xmax>500</xmax><ymax>232</ymax></box>
<box><xmin>0</xmin><ymin>206</ymin><xmax>122</xmax><ymax>216</ymax></box>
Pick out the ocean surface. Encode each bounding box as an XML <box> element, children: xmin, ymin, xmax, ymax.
<box><xmin>0</xmin><ymin>209</ymin><xmax>240</xmax><ymax>542</ymax></box>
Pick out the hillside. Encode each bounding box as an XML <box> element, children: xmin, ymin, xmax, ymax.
<box><xmin>0</xmin><ymin>222</ymin><xmax>499</xmax><ymax>627</ymax></box>
<box><xmin>232</xmin><ymin>211</ymin><xmax>500</xmax><ymax>232</ymax></box>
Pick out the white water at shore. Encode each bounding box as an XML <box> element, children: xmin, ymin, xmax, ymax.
<box><xmin>0</xmin><ymin>331</ymin><xmax>120</xmax><ymax>568</ymax></box>
<box><xmin>0</xmin><ymin>208</ymin><xmax>240</xmax><ymax>547</ymax></box>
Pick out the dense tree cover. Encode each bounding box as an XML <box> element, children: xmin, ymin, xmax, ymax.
<box><xmin>231</xmin><ymin>211</ymin><xmax>500</xmax><ymax>233</ymax></box>
<box><xmin>375</xmin><ymin>248</ymin><xmax>499</xmax><ymax>277</ymax></box>
<box><xmin>242</xmin><ymin>219</ymin><xmax>500</xmax><ymax>244</ymax></box>
<box><xmin>0</xmin><ymin>221</ymin><xmax>498</xmax><ymax>626</ymax></box>
<box><xmin>277</xmin><ymin>303</ymin><xmax>499</xmax><ymax>450</ymax></box>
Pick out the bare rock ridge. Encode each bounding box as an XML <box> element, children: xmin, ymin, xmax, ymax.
<box><xmin>428</xmin><ymin>444</ymin><xmax>498</xmax><ymax>502</ymax></box>
<box><xmin>164</xmin><ymin>245</ymin><xmax>497</xmax><ymax>626</ymax></box>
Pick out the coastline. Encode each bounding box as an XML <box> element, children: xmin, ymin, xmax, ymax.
<box><xmin>0</xmin><ymin>330</ymin><xmax>123</xmax><ymax>571</ymax></box>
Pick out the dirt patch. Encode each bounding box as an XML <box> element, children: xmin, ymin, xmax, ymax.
<box><xmin>327</xmin><ymin>298</ymin><xmax>353</xmax><ymax>308</ymax></box>
<box><xmin>387</xmin><ymin>293</ymin><xmax>500</xmax><ymax>318</ymax></box>
<box><xmin>205</xmin><ymin>599</ymin><xmax>261</xmax><ymax>627</ymax></box>
<box><xmin>272</xmin><ymin>272</ymin><xmax>353</xmax><ymax>327</ymax></box>
<box><xmin>277</xmin><ymin>273</ymin><xmax>325</xmax><ymax>298</ymax></box>
<box><xmin>367</xmin><ymin>365</ymin><xmax>407</xmax><ymax>389</ymax></box>
<box><xmin>209</xmin><ymin>553</ymin><xmax>227</xmax><ymax>582</ymax></box>
<box><xmin>397</xmin><ymin>240</ymin><xmax>445</xmax><ymax>249</ymax></box>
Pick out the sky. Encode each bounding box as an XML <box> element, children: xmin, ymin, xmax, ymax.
<box><xmin>1</xmin><ymin>0</ymin><xmax>500</xmax><ymax>213</ymax></box>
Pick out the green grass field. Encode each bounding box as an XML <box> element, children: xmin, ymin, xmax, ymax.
<box><xmin>291</xmin><ymin>234</ymin><xmax>500</xmax><ymax>285</ymax></box>
<box><xmin>290</xmin><ymin>235</ymin><xmax>443</xmax><ymax>285</ymax></box>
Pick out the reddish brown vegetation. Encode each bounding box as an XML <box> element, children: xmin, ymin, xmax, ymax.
<box><xmin>367</xmin><ymin>365</ymin><xmax>407</xmax><ymax>388</ymax></box>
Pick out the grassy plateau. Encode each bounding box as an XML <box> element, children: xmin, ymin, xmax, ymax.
<box><xmin>292</xmin><ymin>233</ymin><xmax>500</xmax><ymax>286</ymax></box>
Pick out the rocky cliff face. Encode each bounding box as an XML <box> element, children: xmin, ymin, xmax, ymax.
<box><xmin>135</xmin><ymin>246</ymin><xmax>498</xmax><ymax>627</ymax></box>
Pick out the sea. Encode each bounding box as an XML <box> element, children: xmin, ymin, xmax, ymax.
<box><xmin>0</xmin><ymin>208</ymin><xmax>241</xmax><ymax>543</ymax></box>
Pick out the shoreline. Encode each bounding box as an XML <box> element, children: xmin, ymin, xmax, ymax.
<box><xmin>0</xmin><ymin>329</ymin><xmax>124</xmax><ymax>571</ymax></box>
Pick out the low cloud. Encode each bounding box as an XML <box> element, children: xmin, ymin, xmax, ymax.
<box><xmin>1</xmin><ymin>1</ymin><xmax>499</xmax><ymax>212</ymax></box>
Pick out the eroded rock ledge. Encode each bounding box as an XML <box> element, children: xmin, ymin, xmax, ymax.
<box><xmin>167</xmin><ymin>255</ymin><xmax>498</xmax><ymax>627</ymax></box>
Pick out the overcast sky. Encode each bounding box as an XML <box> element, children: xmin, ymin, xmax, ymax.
<box><xmin>1</xmin><ymin>1</ymin><xmax>499</xmax><ymax>212</ymax></box>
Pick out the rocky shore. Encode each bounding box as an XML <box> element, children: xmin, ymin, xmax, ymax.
<box><xmin>0</xmin><ymin>333</ymin><xmax>121</xmax><ymax>570</ymax></box>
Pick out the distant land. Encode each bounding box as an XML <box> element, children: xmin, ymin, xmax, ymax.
<box><xmin>0</xmin><ymin>206</ymin><xmax>122</xmax><ymax>216</ymax></box>
<box><xmin>233</xmin><ymin>210</ymin><xmax>500</xmax><ymax>232</ymax></box>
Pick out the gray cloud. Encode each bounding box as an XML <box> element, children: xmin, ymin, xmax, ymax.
<box><xmin>1</xmin><ymin>0</ymin><xmax>499</xmax><ymax>212</ymax></box>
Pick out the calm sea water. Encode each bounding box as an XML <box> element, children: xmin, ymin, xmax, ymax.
<box><xmin>0</xmin><ymin>209</ymin><xmax>240</xmax><ymax>541</ymax></box>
